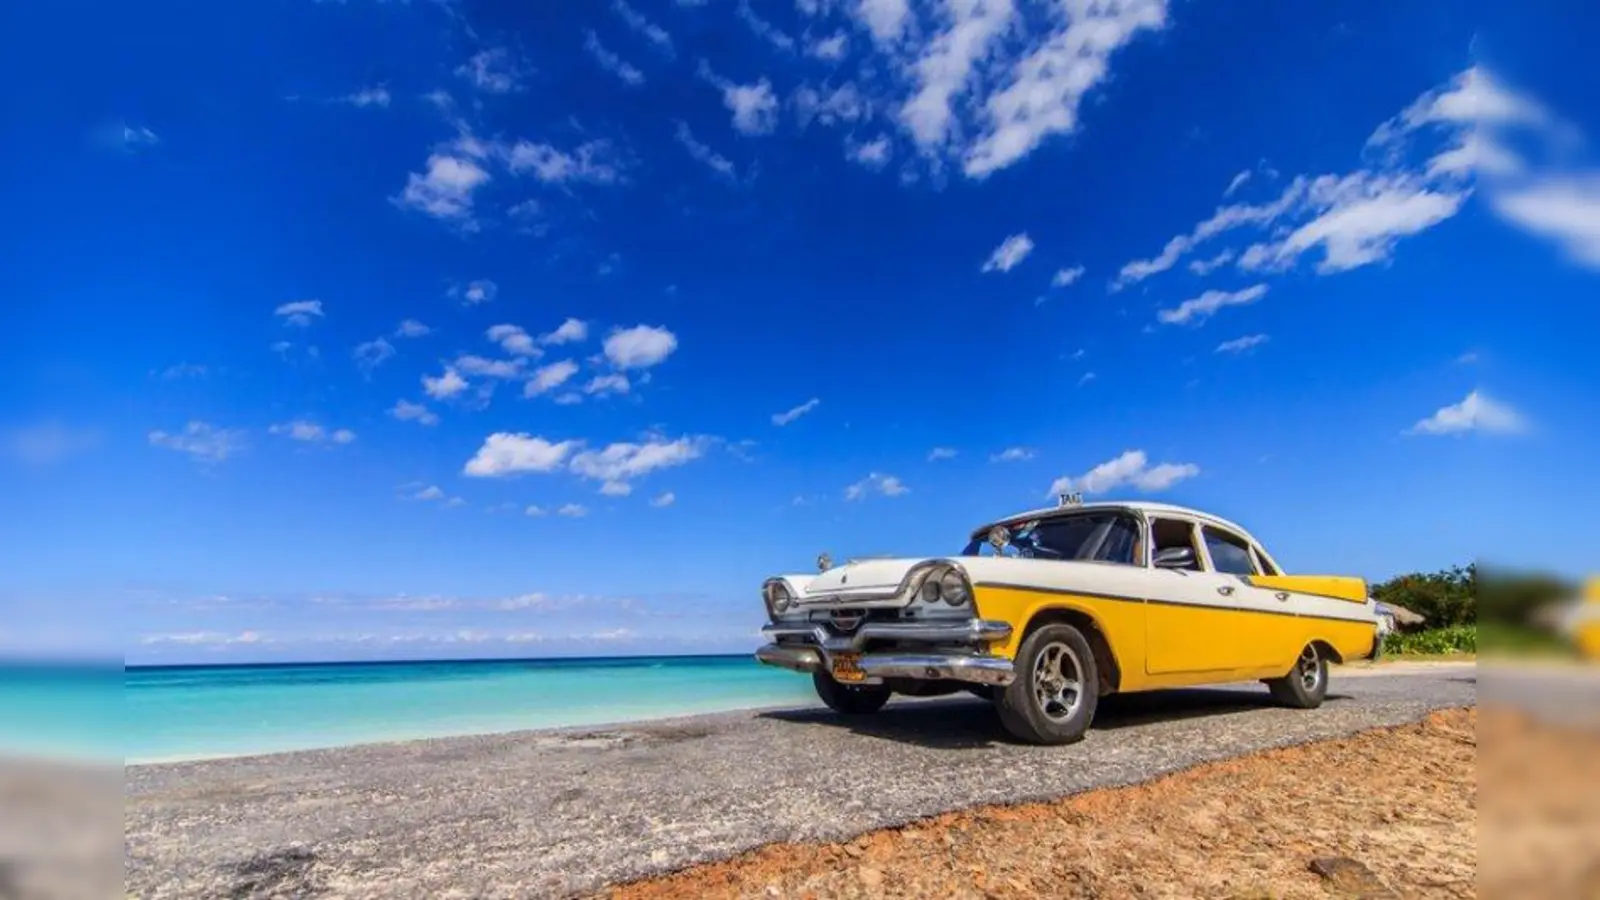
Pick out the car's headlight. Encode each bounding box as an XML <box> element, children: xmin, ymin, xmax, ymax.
<box><xmin>763</xmin><ymin>581</ymin><xmax>794</xmax><ymax>617</ymax></box>
<box><xmin>939</xmin><ymin>568</ymin><xmax>971</xmax><ymax>606</ymax></box>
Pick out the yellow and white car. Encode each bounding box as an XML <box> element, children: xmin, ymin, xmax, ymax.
<box><xmin>1565</xmin><ymin>577</ymin><xmax>1600</xmax><ymax>660</ymax></box>
<box><xmin>756</xmin><ymin>499</ymin><xmax>1383</xmax><ymax>744</ymax></box>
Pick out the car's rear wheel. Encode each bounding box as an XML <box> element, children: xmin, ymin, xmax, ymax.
<box><xmin>997</xmin><ymin>623</ymin><xmax>1100</xmax><ymax>745</ymax></box>
<box><xmin>812</xmin><ymin>671</ymin><xmax>891</xmax><ymax>715</ymax></box>
<box><xmin>1265</xmin><ymin>643</ymin><xmax>1329</xmax><ymax>709</ymax></box>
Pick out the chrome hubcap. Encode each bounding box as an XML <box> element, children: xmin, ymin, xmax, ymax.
<box><xmin>1297</xmin><ymin>645</ymin><xmax>1322</xmax><ymax>691</ymax></box>
<box><xmin>1033</xmin><ymin>641</ymin><xmax>1084</xmax><ymax>723</ymax></box>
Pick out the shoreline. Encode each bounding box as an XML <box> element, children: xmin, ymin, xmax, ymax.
<box><xmin>122</xmin><ymin>659</ymin><xmax>1469</xmax><ymax>768</ymax></box>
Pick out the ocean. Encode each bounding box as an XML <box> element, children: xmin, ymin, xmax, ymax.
<box><xmin>3</xmin><ymin>655</ymin><xmax>818</xmax><ymax>765</ymax></box>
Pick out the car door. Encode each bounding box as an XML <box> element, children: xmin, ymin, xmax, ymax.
<box><xmin>1197</xmin><ymin>525</ymin><xmax>1291</xmax><ymax>669</ymax></box>
<box><xmin>1143</xmin><ymin>516</ymin><xmax>1245</xmax><ymax>675</ymax></box>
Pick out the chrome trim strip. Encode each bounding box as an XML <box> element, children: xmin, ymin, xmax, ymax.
<box><xmin>760</xmin><ymin>618</ymin><xmax>1012</xmax><ymax>653</ymax></box>
<box><xmin>755</xmin><ymin>643</ymin><xmax>823</xmax><ymax>673</ymax></box>
<box><xmin>752</xmin><ymin>644</ymin><xmax>1015</xmax><ymax>687</ymax></box>
<box><xmin>858</xmin><ymin>653</ymin><xmax>1015</xmax><ymax>686</ymax></box>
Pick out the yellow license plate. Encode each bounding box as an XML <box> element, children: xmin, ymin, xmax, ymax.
<box><xmin>831</xmin><ymin>653</ymin><xmax>866</xmax><ymax>683</ymax></box>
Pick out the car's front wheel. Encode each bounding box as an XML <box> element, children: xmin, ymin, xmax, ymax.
<box><xmin>997</xmin><ymin>623</ymin><xmax>1100</xmax><ymax>745</ymax></box>
<box><xmin>812</xmin><ymin>671</ymin><xmax>891</xmax><ymax>715</ymax></box>
<box><xmin>1265</xmin><ymin>643</ymin><xmax>1329</xmax><ymax>709</ymax></box>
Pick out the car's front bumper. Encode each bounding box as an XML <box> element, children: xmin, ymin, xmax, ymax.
<box><xmin>755</xmin><ymin>618</ymin><xmax>1016</xmax><ymax>687</ymax></box>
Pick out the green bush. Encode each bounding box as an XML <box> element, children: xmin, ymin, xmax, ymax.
<box><xmin>1371</xmin><ymin>564</ymin><xmax>1476</xmax><ymax>628</ymax></box>
<box><xmin>1383</xmin><ymin>625</ymin><xmax>1476</xmax><ymax>656</ymax></box>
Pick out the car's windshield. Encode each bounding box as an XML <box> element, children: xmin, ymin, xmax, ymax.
<box><xmin>961</xmin><ymin>512</ymin><xmax>1139</xmax><ymax>564</ymax></box>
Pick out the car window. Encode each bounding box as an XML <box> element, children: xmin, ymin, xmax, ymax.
<box><xmin>1203</xmin><ymin>527</ymin><xmax>1258</xmax><ymax>576</ymax></box>
<box><xmin>1251</xmin><ymin>545</ymin><xmax>1280</xmax><ymax>576</ymax></box>
<box><xmin>1150</xmin><ymin>518</ymin><xmax>1202</xmax><ymax>571</ymax></box>
<box><xmin>998</xmin><ymin>512</ymin><xmax>1141</xmax><ymax>564</ymax></box>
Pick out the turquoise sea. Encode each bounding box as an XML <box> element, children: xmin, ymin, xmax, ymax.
<box><xmin>2</xmin><ymin>656</ymin><xmax>818</xmax><ymax>765</ymax></box>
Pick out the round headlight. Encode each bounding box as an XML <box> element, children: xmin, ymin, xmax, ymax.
<box><xmin>939</xmin><ymin>569</ymin><xmax>970</xmax><ymax>606</ymax></box>
<box><xmin>917</xmin><ymin>578</ymin><xmax>941</xmax><ymax>604</ymax></box>
<box><xmin>766</xmin><ymin>582</ymin><xmax>793</xmax><ymax>614</ymax></box>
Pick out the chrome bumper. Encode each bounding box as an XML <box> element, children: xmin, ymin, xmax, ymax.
<box><xmin>755</xmin><ymin>618</ymin><xmax>1016</xmax><ymax>687</ymax></box>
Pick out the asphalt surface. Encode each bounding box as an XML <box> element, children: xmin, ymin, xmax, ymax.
<box><xmin>123</xmin><ymin>663</ymin><xmax>1476</xmax><ymax>899</ymax></box>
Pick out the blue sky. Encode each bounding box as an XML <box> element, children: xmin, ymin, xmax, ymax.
<box><xmin>4</xmin><ymin>0</ymin><xmax>1597</xmax><ymax>664</ymax></box>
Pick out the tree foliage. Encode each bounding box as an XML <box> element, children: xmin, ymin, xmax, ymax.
<box><xmin>1371</xmin><ymin>564</ymin><xmax>1476</xmax><ymax>628</ymax></box>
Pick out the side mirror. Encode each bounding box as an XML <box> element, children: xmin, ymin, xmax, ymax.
<box><xmin>1153</xmin><ymin>546</ymin><xmax>1195</xmax><ymax>569</ymax></box>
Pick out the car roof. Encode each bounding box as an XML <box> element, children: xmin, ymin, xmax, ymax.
<box><xmin>969</xmin><ymin>501</ymin><xmax>1260</xmax><ymax>544</ymax></box>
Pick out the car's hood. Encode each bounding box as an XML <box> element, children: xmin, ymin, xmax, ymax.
<box><xmin>801</xmin><ymin>557</ymin><xmax>933</xmax><ymax>601</ymax></box>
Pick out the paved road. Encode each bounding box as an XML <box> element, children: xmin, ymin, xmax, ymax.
<box><xmin>124</xmin><ymin>664</ymin><xmax>1476</xmax><ymax>899</ymax></box>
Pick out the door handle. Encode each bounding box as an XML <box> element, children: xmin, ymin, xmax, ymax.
<box><xmin>1217</xmin><ymin>586</ymin><xmax>1234</xmax><ymax>596</ymax></box>
<box><xmin>1275</xmin><ymin>591</ymin><xmax>1290</xmax><ymax>601</ymax></box>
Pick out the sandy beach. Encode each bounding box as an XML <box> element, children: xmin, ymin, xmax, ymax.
<box><xmin>122</xmin><ymin>663</ymin><xmax>1475</xmax><ymax>898</ymax></box>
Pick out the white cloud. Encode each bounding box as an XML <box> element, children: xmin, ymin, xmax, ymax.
<box><xmin>1215</xmin><ymin>334</ymin><xmax>1269</xmax><ymax>354</ymax></box>
<box><xmin>963</xmin><ymin>0</ymin><xmax>1168</xmax><ymax>178</ymax></box>
<box><xmin>1051</xmin><ymin>265</ymin><xmax>1085</xmax><ymax>287</ymax></box>
<box><xmin>395</xmin><ymin>319</ymin><xmax>431</xmax><ymax>338</ymax></box>
<box><xmin>600</xmin><ymin>480</ymin><xmax>633</xmax><ymax>497</ymax></box>
<box><xmin>339</xmin><ymin>86</ymin><xmax>391</xmax><ymax>108</ymax></box>
<box><xmin>1078</xmin><ymin>371</ymin><xmax>1096</xmax><ymax>386</ymax></box>
<box><xmin>390</xmin><ymin>400</ymin><xmax>439</xmax><ymax>426</ymax></box>
<box><xmin>848</xmin><ymin>135</ymin><xmax>893</xmax><ymax>169</ymax></box>
<box><xmin>1490</xmin><ymin>176</ymin><xmax>1600</xmax><ymax>268</ymax></box>
<box><xmin>1048</xmin><ymin>449</ymin><xmax>1198</xmax><ymax>497</ymax></box>
<box><xmin>353</xmin><ymin>337</ymin><xmax>395</xmax><ymax>373</ymax></box>
<box><xmin>558</xmin><ymin>503</ymin><xmax>589</xmax><ymax>518</ymax></box>
<box><xmin>1367</xmin><ymin>66</ymin><xmax>1551</xmax><ymax>152</ymax></box>
<box><xmin>525</xmin><ymin>360</ymin><xmax>580</xmax><ymax>397</ymax></box>
<box><xmin>275</xmin><ymin>299</ymin><xmax>324</xmax><ymax>327</ymax></box>
<box><xmin>726</xmin><ymin>79</ymin><xmax>781</xmax><ymax>135</ymax></box>
<box><xmin>604</xmin><ymin>324</ymin><xmax>678</xmax><ymax>369</ymax></box>
<box><xmin>541</xmin><ymin>318</ymin><xmax>589</xmax><ymax>345</ymax></box>
<box><xmin>901</xmin><ymin>0</ymin><xmax>1016</xmax><ymax>150</ymax></box>
<box><xmin>772</xmin><ymin>397</ymin><xmax>821</xmax><ymax>425</ymax></box>
<box><xmin>651</xmin><ymin>491</ymin><xmax>676</xmax><ymax>507</ymax></box>
<box><xmin>410</xmin><ymin>484</ymin><xmax>446</xmax><ymax>501</ymax></box>
<box><xmin>737</xmin><ymin>1</ymin><xmax>797</xmax><ymax>52</ymax></box>
<box><xmin>113</xmin><ymin>123</ymin><xmax>160</xmax><ymax>151</ymax></box>
<box><xmin>457</xmin><ymin>48</ymin><xmax>524</xmax><ymax>93</ymax></box>
<box><xmin>585</xmin><ymin>31</ymin><xmax>645</xmax><ymax>85</ymax></box>
<box><xmin>486</xmin><ymin>324</ymin><xmax>540</xmax><ymax>357</ymax></box>
<box><xmin>396</xmin><ymin>153</ymin><xmax>490</xmax><ymax>225</ymax></box>
<box><xmin>3</xmin><ymin>423</ymin><xmax>100</xmax><ymax>466</ymax></box>
<box><xmin>423</xmin><ymin>367</ymin><xmax>469</xmax><ymax>399</ymax></box>
<box><xmin>612</xmin><ymin>0</ymin><xmax>674</xmax><ymax>53</ymax></box>
<box><xmin>452</xmin><ymin>279</ymin><xmax>498</xmax><ymax>305</ymax></box>
<box><xmin>1406</xmin><ymin>390</ymin><xmax>1527</xmax><ymax>436</ymax></box>
<box><xmin>149</xmin><ymin>421</ymin><xmax>245</xmax><ymax>464</ymax></box>
<box><xmin>1236</xmin><ymin>175</ymin><xmax>1468</xmax><ymax>274</ymax></box>
<box><xmin>464</xmin><ymin>433</ymin><xmax>581</xmax><ymax>477</ymax></box>
<box><xmin>453</xmin><ymin>355</ymin><xmax>524</xmax><ymax>380</ymax></box>
<box><xmin>846</xmin><ymin>471</ymin><xmax>909</xmax><ymax>500</ymax></box>
<box><xmin>569</xmin><ymin>437</ymin><xmax>705</xmax><ymax>483</ymax></box>
<box><xmin>1157</xmin><ymin>284</ymin><xmax>1269</xmax><ymax>326</ymax></box>
<box><xmin>795</xmin><ymin>83</ymin><xmax>868</xmax><ymax>128</ymax></box>
<box><xmin>990</xmin><ymin>446</ymin><xmax>1033</xmax><ymax>462</ymax></box>
<box><xmin>808</xmin><ymin>31</ymin><xmax>849</xmax><ymax>61</ymax></box>
<box><xmin>270</xmin><ymin>420</ymin><xmax>356</xmax><ymax>445</ymax></box>
<box><xmin>981</xmin><ymin>232</ymin><xmax>1034</xmax><ymax>273</ymax></box>
<box><xmin>1187</xmin><ymin>249</ymin><xmax>1235</xmax><ymax>276</ymax></box>
<box><xmin>856</xmin><ymin>0</ymin><xmax>910</xmax><ymax>45</ymax></box>
<box><xmin>525</xmin><ymin>504</ymin><xmax>547</xmax><ymax>517</ymax></box>
<box><xmin>160</xmin><ymin>363</ymin><xmax>207</xmax><ymax>379</ymax></box>
<box><xmin>1223</xmin><ymin>169</ymin><xmax>1252</xmax><ymax>197</ymax></box>
<box><xmin>674</xmin><ymin>121</ymin><xmax>738</xmax><ymax>178</ymax></box>
<box><xmin>1114</xmin><ymin>179</ymin><xmax>1313</xmax><ymax>287</ymax></box>
<box><xmin>506</xmin><ymin>139</ymin><xmax>624</xmax><ymax>185</ymax></box>
<box><xmin>141</xmin><ymin>631</ymin><xmax>264</xmax><ymax>647</ymax></box>
<box><xmin>927</xmin><ymin>447</ymin><xmax>957</xmax><ymax>461</ymax></box>
<box><xmin>585</xmin><ymin>373</ymin><xmax>631</xmax><ymax>396</ymax></box>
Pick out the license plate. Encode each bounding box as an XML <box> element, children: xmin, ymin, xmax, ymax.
<box><xmin>831</xmin><ymin>653</ymin><xmax>866</xmax><ymax>683</ymax></box>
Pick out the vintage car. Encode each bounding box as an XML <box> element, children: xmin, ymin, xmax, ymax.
<box><xmin>1563</xmin><ymin>577</ymin><xmax>1600</xmax><ymax>660</ymax></box>
<box><xmin>756</xmin><ymin>498</ymin><xmax>1384</xmax><ymax>745</ymax></box>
